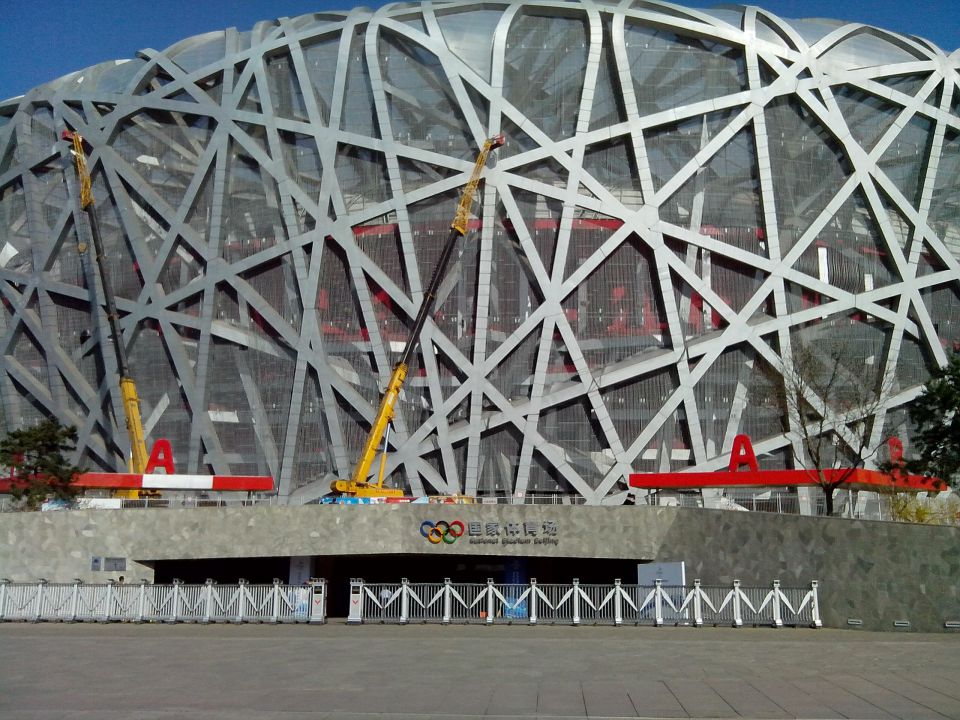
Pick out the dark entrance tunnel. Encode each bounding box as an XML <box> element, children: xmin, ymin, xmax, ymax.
<box><xmin>152</xmin><ymin>554</ymin><xmax>643</xmax><ymax>616</ymax></box>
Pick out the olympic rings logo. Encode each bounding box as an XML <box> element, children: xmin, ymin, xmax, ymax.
<box><xmin>420</xmin><ymin>520</ymin><xmax>465</xmax><ymax>544</ymax></box>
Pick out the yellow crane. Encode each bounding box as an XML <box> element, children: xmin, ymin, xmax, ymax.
<box><xmin>331</xmin><ymin>134</ymin><xmax>505</xmax><ymax>498</ymax></box>
<box><xmin>63</xmin><ymin>130</ymin><xmax>149</xmax><ymax>490</ymax></box>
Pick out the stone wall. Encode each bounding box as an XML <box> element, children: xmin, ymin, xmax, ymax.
<box><xmin>1</xmin><ymin>504</ymin><xmax>957</xmax><ymax>631</ymax></box>
<box><xmin>662</xmin><ymin>510</ymin><xmax>960</xmax><ymax>632</ymax></box>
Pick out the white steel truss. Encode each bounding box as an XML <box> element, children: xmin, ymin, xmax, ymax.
<box><xmin>0</xmin><ymin>1</ymin><xmax>957</xmax><ymax>503</ymax></box>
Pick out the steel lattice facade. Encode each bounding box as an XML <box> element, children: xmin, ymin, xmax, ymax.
<box><xmin>0</xmin><ymin>1</ymin><xmax>958</xmax><ymax>504</ymax></box>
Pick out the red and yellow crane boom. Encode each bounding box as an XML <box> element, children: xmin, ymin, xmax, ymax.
<box><xmin>331</xmin><ymin>134</ymin><xmax>504</xmax><ymax>498</ymax></box>
<box><xmin>63</xmin><ymin>130</ymin><xmax>150</xmax><ymax>480</ymax></box>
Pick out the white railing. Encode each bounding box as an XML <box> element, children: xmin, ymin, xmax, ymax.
<box><xmin>0</xmin><ymin>494</ymin><xmax>584</xmax><ymax>512</ymax></box>
<box><xmin>346</xmin><ymin>578</ymin><xmax>821</xmax><ymax>628</ymax></box>
<box><xmin>0</xmin><ymin>579</ymin><xmax>326</xmax><ymax>624</ymax></box>
<box><xmin>0</xmin><ymin>496</ymin><xmax>281</xmax><ymax>512</ymax></box>
<box><xmin>300</xmin><ymin>494</ymin><xmax>589</xmax><ymax>506</ymax></box>
<box><xmin>8</xmin><ymin>489</ymin><xmax>950</xmax><ymax>525</ymax></box>
<box><xmin>118</xmin><ymin>497</ymin><xmax>279</xmax><ymax>509</ymax></box>
<box><xmin>639</xmin><ymin>489</ymin><xmax>899</xmax><ymax>521</ymax></box>
<box><xmin>478</xmin><ymin>495</ymin><xmax>588</xmax><ymax>505</ymax></box>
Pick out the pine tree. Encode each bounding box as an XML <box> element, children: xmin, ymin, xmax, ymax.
<box><xmin>906</xmin><ymin>351</ymin><xmax>960</xmax><ymax>490</ymax></box>
<box><xmin>0</xmin><ymin>419</ymin><xmax>84</xmax><ymax>510</ymax></box>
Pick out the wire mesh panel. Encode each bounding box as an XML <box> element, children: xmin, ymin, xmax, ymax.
<box><xmin>139</xmin><ymin>584</ymin><xmax>174</xmax><ymax>621</ymax></box>
<box><xmin>365</xmin><ymin>583</ymin><xmax>403</xmax><ymax>623</ymax></box>
<box><xmin>690</xmin><ymin>584</ymin><xmax>726</xmax><ymax>626</ymax></box>
<box><xmin>208</xmin><ymin>585</ymin><xmax>243</xmax><ymax>622</ymax></box>
<box><xmin>777</xmin><ymin>585</ymin><xmax>809</xmax><ymax>627</ymax></box>
<box><xmin>739</xmin><ymin>585</ymin><xmax>775</xmax><ymax>627</ymax></box>
<box><xmin>3</xmin><ymin>585</ymin><xmax>39</xmax><ymax>620</ymax></box>
<box><xmin>576</xmin><ymin>584</ymin><xmax>618</xmax><ymax>625</ymax></box>
<box><xmin>621</xmin><ymin>584</ymin><xmax>694</xmax><ymax>625</ymax></box>
<box><xmin>407</xmin><ymin>582</ymin><xmax>444</xmax><ymax>623</ymax></box>
<box><xmin>111</xmin><ymin>584</ymin><xmax>141</xmax><ymax>620</ymax></box>
<box><xmin>38</xmin><ymin>584</ymin><xmax>75</xmax><ymax>621</ymax></box>
<box><xmin>174</xmin><ymin>583</ymin><xmax>206</xmax><ymax>622</ymax></box>
<box><xmin>448</xmin><ymin>583</ymin><xmax>486</xmax><ymax>624</ymax></box>
<box><xmin>75</xmin><ymin>584</ymin><xmax>112</xmax><ymax>621</ymax></box>
<box><xmin>275</xmin><ymin>584</ymin><xmax>310</xmax><ymax>622</ymax></box>
<box><xmin>240</xmin><ymin>584</ymin><xmax>276</xmax><ymax>621</ymax></box>
<box><xmin>659</xmin><ymin>585</ymin><xmax>691</xmax><ymax>625</ymax></box>
<box><xmin>491</xmin><ymin>583</ymin><xmax>529</xmax><ymax>624</ymax></box>
<box><xmin>710</xmin><ymin>586</ymin><xmax>740</xmax><ymax>626</ymax></box>
<box><xmin>532</xmin><ymin>583</ymin><xmax>575</xmax><ymax>624</ymax></box>
<box><xmin>622</xmin><ymin>584</ymin><xmax>657</xmax><ymax>625</ymax></box>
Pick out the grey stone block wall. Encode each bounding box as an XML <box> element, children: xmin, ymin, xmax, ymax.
<box><xmin>1</xmin><ymin>505</ymin><xmax>957</xmax><ymax>631</ymax></box>
<box><xmin>661</xmin><ymin>510</ymin><xmax>960</xmax><ymax>632</ymax></box>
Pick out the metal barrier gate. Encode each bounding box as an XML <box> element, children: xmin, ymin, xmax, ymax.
<box><xmin>0</xmin><ymin>578</ymin><xmax>327</xmax><ymax>624</ymax></box>
<box><xmin>1</xmin><ymin>577</ymin><xmax>820</xmax><ymax>627</ymax></box>
<box><xmin>347</xmin><ymin>578</ymin><xmax>821</xmax><ymax>627</ymax></box>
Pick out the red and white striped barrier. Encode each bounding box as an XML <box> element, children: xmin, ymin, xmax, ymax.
<box><xmin>76</xmin><ymin>473</ymin><xmax>273</xmax><ymax>492</ymax></box>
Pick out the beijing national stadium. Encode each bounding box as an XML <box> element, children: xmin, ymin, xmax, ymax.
<box><xmin>0</xmin><ymin>0</ymin><xmax>957</xmax><ymax>506</ymax></box>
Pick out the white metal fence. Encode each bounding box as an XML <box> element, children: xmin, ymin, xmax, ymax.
<box><xmin>4</xmin><ymin>490</ymin><xmax>952</xmax><ymax>526</ymax></box>
<box><xmin>0</xmin><ymin>579</ymin><xmax>326</xmax><ymax>624</ymax></box>
<box><xmin>348</xmin><ymin>578</ymin><xmax>821</xmax><ymax>628</ymax></box>
<box><xmin>640</xmin><ymin>489</ymin><xmax>899</xmax><ymax>521</ymax></box>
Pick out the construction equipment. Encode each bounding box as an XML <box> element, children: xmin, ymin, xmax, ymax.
<box><xmin>331</xmin><ymin>134</ymin><xmax>505</xmax><ymax>498</ymax></box>
<box><xmin>63</xmin><ymin>130</ymin><xmax>149</xmax><ymax>490</ymax></box>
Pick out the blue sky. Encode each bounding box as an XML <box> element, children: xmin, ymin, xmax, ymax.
<box><xmin>1</xmin><ymin>0</ymin><xmax>957</xmax><ymax>102</ymax></box>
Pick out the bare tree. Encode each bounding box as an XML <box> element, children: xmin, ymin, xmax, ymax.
<box><xmin>761</xmin><ymin>344</ymin><xmax>895</xmax><ymax>516</ymax></box>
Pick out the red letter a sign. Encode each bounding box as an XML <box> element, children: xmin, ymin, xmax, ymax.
<box><xmin>728</xmin><ymin>434</ymin><xmax>759</xmax><ymax>473</ymax></box>
<box><xmin>144</xmin><ymin>438</ymin><xmax>176</xmax><ymax>474</ymax></box>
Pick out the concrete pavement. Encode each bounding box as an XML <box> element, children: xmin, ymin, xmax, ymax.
<box><xmin>1</xmin><ymin>621</ymin><xmax>958</xmax><ymax>719</ymax></box>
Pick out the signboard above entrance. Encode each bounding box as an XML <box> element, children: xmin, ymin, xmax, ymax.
<box><xmin>419</xmin><ymin>519</ymin><xmax>560</xmax><ymax>546</ymax></box>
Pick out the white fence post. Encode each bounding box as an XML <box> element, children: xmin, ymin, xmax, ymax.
<box><xmin>771</xmin><ymin>580</ymin><xmax>783</xmax><ymax>628</ymax></box>
<box><xmin>732</xmin><ymin>580</ymin><xmax>743</xmax><ymax>627</ymax></box>
<box><xmin>347</xmin><ymin>579</ymin><xmax>364</xmax><ymax>624</ymax></box>
<box><xmin>33</xmin><ymin>579</ymin><xmax>47</xmax><ymax>622</ymax></box>
<box><xmin>271</xmin><ymin>579</ymin><xmax>282</xmax><ymax>623</ymax></box>
<box><xmin>203</xmin><ymin>579</ymin><xmax>215</xmax><ymax>624</ymax></box>
<box><xmin>236</xmin><ymin>579</ymin><xmax>248</xmax><ymax>623</ymax></box>
<box><xmin>614</xmin><ymin>579</ymin><xmax>623</xmax><ymax>626</ymax></box>
<box><xmin>572</xmin><ymin>579</ymin><xmax>581</xmax><ymax>626</ymax></box>
<box><xmin>69</xmin><ymin>579</ymin><xmax>82</xmax><ymax>622</ymax></box>
<box><xmin>309</xmin><ymin>579</ymin><xmax>327</xmax><ymax>624</ymax></box>
<box><xmin>0</xmin><ymin>579</ymin><xmax>8</xmax><ymax>621</ymax></box>
<box><xmin>529</xmin><ymin>579</ymin><xmax>538</xmax><ymax>625</ymax></box>
<box><xmin>485</xmin><ymin>578</ymin><xmax>495</xmax><ymax>625</ymax></box>
<box><xmin>400</xmin><ymin>578</ymin><xmax>410</xmax><ymax>624</ymax></box>
<box><xmin>654</xmin><ymin>579</ymin><xmax>664</xmax><ymax>627</ymax></box>
<box><xmin>693</xmin><ymin>579</ymin><xmax>703</xmax><ymax>627</ymax></box>
<box><xmin>442</xmin><ymin>578</ymin><xmax>452</xmax><ymax>625</ymax></box>
<box><xmin>136</xmin><ymin>580</ymin><xmax>147</xmax><ymax>623</ymax></box>
<box><xmin>810</xmin><ymin>581</ymin><xmax>822</xmax><ymax>628</ymax></box>
<box><xmin>171</xmin><ymin>580</ymin><xmax>183</xmax><ymax>622</ymax></box>
<box><xmin>101</xmin><ymin>580</ymin><xmax>114</xmax><ymax>623</ymax></box>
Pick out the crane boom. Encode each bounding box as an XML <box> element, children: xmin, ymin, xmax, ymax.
<box><xmin>331</xmin><ymin>134</ymin><xmax>504</xmax><ymax>498</ymax></box>
<box><xmin>63</xmin><ymin>130</ymin><xmax>150</xmax><ymax>477</ymax></box>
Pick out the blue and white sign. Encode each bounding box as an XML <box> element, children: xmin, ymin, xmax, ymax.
<box><xmin>637</xmin><ymin>561</ymin><xmax>685</xmax><ymax>587</ymax></box>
